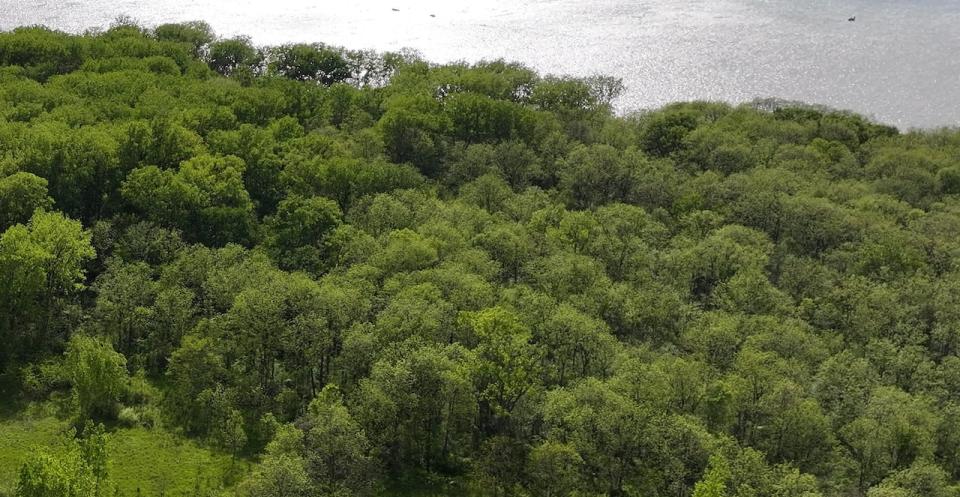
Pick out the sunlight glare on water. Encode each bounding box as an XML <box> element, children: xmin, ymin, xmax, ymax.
<box><xmin>2</xmin><ymin>0</ymin><xmax>959</xmax><ymax>129</ymax></box>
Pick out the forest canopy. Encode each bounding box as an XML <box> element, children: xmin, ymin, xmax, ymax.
<box><xmin>2</xmin><ymin>18</ymin><xmax>960</xmax><ymax>497</ymax></box>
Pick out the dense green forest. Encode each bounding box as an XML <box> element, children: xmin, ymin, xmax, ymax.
<box><xmin>3</xmin><ymin>18</ymin><xmax>960</xmax><ymax>497</ymax></box>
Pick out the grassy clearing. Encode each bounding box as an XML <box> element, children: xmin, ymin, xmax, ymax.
<box><xmin>0</xmin><ymin>415</ymin><xmax>69</xmax><ymax>494</ymax></box>
<box><xmin>107</xmin><ymin>426</ymin><xmax>249</xmax><ymax>497</ymax></box>
<box><xmin>0</xmin><ymin>412</ymin><xmax>247</xmax><ymax>496</ymax></box>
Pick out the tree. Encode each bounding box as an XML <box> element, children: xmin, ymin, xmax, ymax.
<box><xmin>535</xmin><ymin>303</ymin><xmax>617</xmax><ymax>386</ymax></box>
<box><xmin>88</xmin><ymin>260</ymin><xmax>157</xmax><ymax>370</ymax></box>
<box><xmin>15</xmin><ymin>422</ymin><xmax>111</xmax><ymax>497</ymax></box>
<box><xmin>237</xmin><ymin>447</ymin><xmax>314</xmax><ymax>497</ymax></box>
<box><xmin>584</xmin><ymin>75</ymin><xmax>625</xmax><ymax>108</ymax></box>
<box><xmin>475</xmin><ymin>435</ymin><xmax>528</xmax><ymax>496</ymax></box>
<box><xmin>466</xmin><ymin>307</ymin><xmax>540</xmax><ymax>427</ymax></box>
<box><xmin>370</xmin><ymin>229</ymin><xmax>439</xmax><ymax>275</ymax></box>
<box><xmin>527</xmin><ymin>441</ymin><xmax>584</xmax><ymax>497</ymax></box>
<box><xmin>639</xmin><ymin>108</ymin><xmax>698</xmax><ymax>157</ymax></box>
<box><xmin>779</xmin><ymin>194</ymin><xmax>858</xmax><ymax>256</ymax></box>
<box><xmin>211</xmin><ymin>407</ymin><xmax>248</xmax><ymax>462</ymax></box>
<box><xmin>542</xmin><ymin>379</ymin><xmax>647</xmax><ymax>495</ymax></box>
<box><xmin>840</xmin><ymin>387</ymin><xmax>939</xmax><ymax>492</ymax></box>
<box><xmin>64</xmin><ymin>334</ymin><xmax>128</xmax><ymax>422</ymax></box>
<box><xmin>215</xmin><ymin>270</ymin><xmax>329</xmax><ymax>407</ymax></box>
<box><xmin>270</xmin><ymin>43</ymin><xmax>350</xmax><ymax>84</ymax></box>
<box><xmin>378</xmin><ymin>94</ymin><xmax>451</xmax><ymax>175</ymax></box>
<box><xmin>0</xmin><ymin>26</ymin><xmax>86</xmax><ymax>80</ymax></box>
<box><xmin>78</xmin><ymin>422</ymin><xmax>109</xmax><ymax>497</ymax></box>
<box><xmin>355</xmin><ymin>344</ymin><xmax>475</xmax><ymax>472</ymax></box>
<box><xmin>670</xmin><ymin>224</ymin><xmax>773</xmax><ymax>304</ymax></box>
<box><xmin>474</xmin><ymin>221</ymin><xmax>534</xmax><ymax>282</ymax></box>
<box><xmin>558</xmin><ymin>145</ymin><xmax>641</xmax><ymax>209</ymax></box>
<box><xmin>264</xmin><ymin>194</ymin><xmax>342</xmax><ymax>272</ymax></box>
<box><xmin>459</xmin><ymin>173</ymin><xmax>514</xmax><ymax>213</ymax></box>
<box><xmin>868</xmin><ymin>460</ymin><xmax>953</xmax><ymax>497</ymax></box>
<box><xmin>0</xmin><ymin>210</ymin><xmax>94</xmax><ymax>367</ymax></box>
<box><xmin>208</xmin><ymin>36</ymin><xmax>261</xmax><ymax>77</ymax></box>
<box><xmin>0</xmin><ymin>172</ymin><xmax>53</xmax><ymax>231</ymax></box>
<box><xmin>16</xmin><ymin>448</ymin><xmax>95</xmax><ymax>497</ymax></box>
<box><xmin>445</xmin><ymin>92</ymin><xmax>529</xmax><ymax>144</ymax></box>
<box><xmin>122</xmin><ymin>155</ymin><xmax>255</xmax><ymax>246</ymax></box>
<box><xmin>154</xmin><ymin>21</ymin><xmax>215</xmax><ymax>57</ymax></box>
<box><xmin>589</xmin><ymin>202</ymin><xmax>667</xmax><ymax>279</ymax></box>
<box><xmin>300</xmin><ymin>386</ymin><xmax>376</xmax><ymax>495</ymax></box>
<box><xmin>813</xmin><ymin>351</ymin><xmax>878</xmax><ymax>425</ymax></box>
<box><xmin>691</xmin><ymin>455</ymin><xmax>730</xmax><ymax>497</ymax></box>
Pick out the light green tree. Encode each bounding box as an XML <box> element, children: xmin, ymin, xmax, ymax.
<box><xmin>64</xmin><ymin>334</ymin><xmax>128</xmax><ymax>422</ymax></box>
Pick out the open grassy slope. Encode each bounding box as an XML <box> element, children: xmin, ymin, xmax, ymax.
<box><xmin>0</xmin><ymin>412</ymin><xmax>246</xmax><ymax>496</ymax></box>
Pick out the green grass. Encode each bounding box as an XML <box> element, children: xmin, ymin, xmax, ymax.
<box><xmin>107</xmin><ymin>426</ymin><xmax>248</xmax><ymax>497</ymax></box>
<box><xmin>0</xmin><ymin>411</ymin><xmax>248</xmax><ymax>496</ymax></box>
<box><xmin>0</xmin><ymin>415</ymin><xmax>69</xmax><ymax>494</ymax></box>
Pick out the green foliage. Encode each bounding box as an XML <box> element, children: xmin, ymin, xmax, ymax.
<box><xmin>0</xmin><ymin>210</ymin><xmax>94</xmax><ymax>367</ymax></box>
<box><xmin>15</xmin><ymin>447</ymin><xmax>95</xmax><ymax>497</ymax></box>
<box><xmin>207</xmin><ymin>36</ymin><xmax>260</xmax><ymax>78</ymax></box>
<box><xmin>121</xmin><ymin>154</ymin><xmax>255</xmax><ymax>245</ymax></box>
<box><xmin>268</xmin><ymin>43</ymin><xmax>350</xmax><ymax>85</ymax></box>
<box><xmin>153</xmin><ymin>21</ymin><xmax>214</xmax><ymax>57</ymax></box>
<box><xmin>692</xmin><ymin>455</ymin><xmax>730</xmax><ymax>497</ymax></box>
<box><xmin>63</xmin><ymin>335</ymin><xmax>128</xmax><ymax>422</ymax></box>
<box><xmin>0</xmin><ymin>418</ymin><xmax>66</xmax><ymax>495</ymax></box>
<box><xmin>640</xmin><ymin>107</ymin><xmax>699</xmax><ymax>157</ymax></box>
<box><xmin>379</xmin><ymin>94</ymin><xmax>452</xmax><ymax>175</ymax></box>
<box><xmin>5</xmin><ymin>20</ymin><xmax>960</xmax><ymax>497</ymax></box>
<box><xmin>526</xmin><ymin>441</ymin><xmax>584</xmax><ymax>497</ymax></box>
<box><xmin>264</xmin><ymin>194</ymin><xmax>342</xmax><ymax>272</ymax></box>
<box><xmin>0</xmin><ymin>172</ymin><xmax>53</xmax><ymax>231</ymax></box>
<box><xmin>14</xmin><ymin>422</ymin><xmax>110</xmax><ymax>497</ymax></box>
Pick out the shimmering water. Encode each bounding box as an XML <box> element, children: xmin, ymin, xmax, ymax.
<box><xmin>2</xmin><ymin>0</ymin><xmax>959</xmax><ymax>129</ymax></box>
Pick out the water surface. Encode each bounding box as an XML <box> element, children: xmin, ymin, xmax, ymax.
<box><xmin>2</xmin><ymin>0</ymin><xmax>959</xmax><ymax>129</ymax></box>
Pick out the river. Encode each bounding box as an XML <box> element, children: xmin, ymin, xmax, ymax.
<box><xmin>2</xmin><ymin>0</ymin><xmax>959</xmax><ymax>129</ymax></box>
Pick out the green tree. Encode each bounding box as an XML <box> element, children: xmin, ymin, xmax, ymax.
<box><xmin>639</xmin><ymin>108</ymin><xmax>698</xmax><ymax>157</ymax></box>
<box><xmin>467</xmin><ymin>307</ymin><xmax>540</xmax><ymax>427</ymax></box>
<box><xmin>16</xmin><ymin>448</ymin><xmax>94</xmax><ymax>497</ymax></box>
<box><xmin>355</xmin><ymin>344</ymin><xmax>475</xmax><ymax>472</ymax></box>
<box><xmin>16</xmin><ymin>422</ymin><xmax>111</xmax><ymax>497</ymax></box>
<box><xmin>378</xmin><ymin>94</ymin><xmax>451</xmax><ymax>175</ymax></box>
<box><xmin>154</xmin><ymin>21</ymin><xmax>215</xmax><ymax>57</ymax></box>
<box><xmin>0</xmin><ymin>172</ymin><xmax>53</xmax><ymax>230</ymax></box>
<box><xmin>692</xmin><ymin>455</ymin><xmax>730</xmax><ymax>497</ymax></box>
<box><xmin>542</xmin><ymin>379</ymin><xmax>647</xmax><ymax>495</ymax></box>
<box><xmin>527</xmin><ymin>441</ymin><xmax>584</xmax><ymax>497</ymax></box>
<box><xmin>840</xmin><ymin>387</ymin><xmax>939</xmax><ymax>492</ymax></box>
<box><xmin>208</xmin><ymin>36</ymin><xmax>261</xmax><ymax>77</ymax></box>
<box><xmin>64</xmin><ymin>334</ymin><xmax>128</xmax><ymax>422</ymax></box>
<box><xmin>122</xmin><ymin>154</ymin><xmax>255</xmax><ymax>245</ymax></box>
<box><xmin>270</xmin><ymin>43</ymin><xmax>350</xmax><ymax>84</ymax></box>
<box><xmin>0</xmin><ymin>210</ymin><xmax>94</xmax><ymax>367</ymax></box>
<box><xmin>264</xmin><ymin>194</ymin><xmax>342</xmax><ymax>272</ymax></box>
<box><xmin>301</xmin><ymin>386</ymin><xmax>376</xmax><ymax>495</ymax></box>
<box><xmin>237</xmin><ymin>444</ymin><xmax>314</xmax><ymax>497</ymax></box>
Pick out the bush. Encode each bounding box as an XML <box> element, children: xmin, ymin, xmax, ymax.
<box><xmin>63</xmin><ymin>335</ymin><xmax>128</xmax><ymax>423</ymax></box>
<box><xmin>117</xmin><ymin>406</ymin><xmax>140</xmax><ymax>427</ymax></box>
